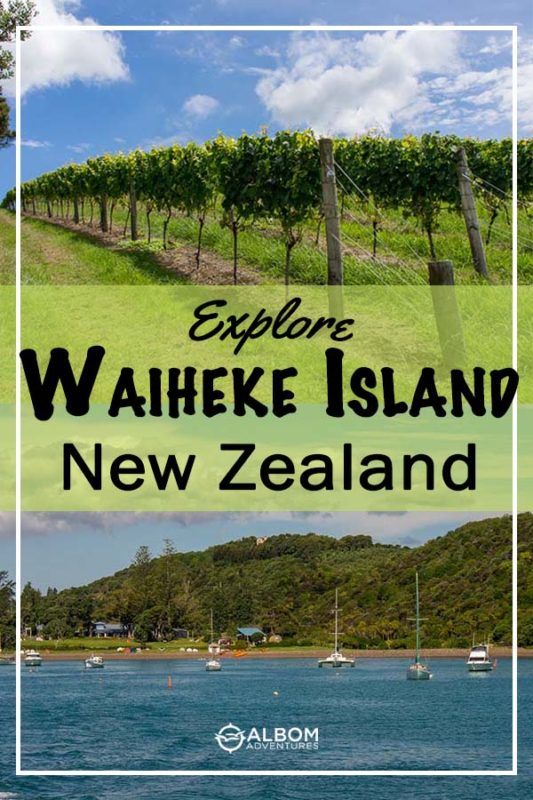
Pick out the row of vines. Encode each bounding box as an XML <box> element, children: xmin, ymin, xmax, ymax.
<box><xmin>4</xmin><ymin>131</ymin><xmax>533</xmax><ymax>283</ymax></box>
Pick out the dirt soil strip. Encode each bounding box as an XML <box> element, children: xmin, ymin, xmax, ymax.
<box><xmin>27</xmin><ymin>647</ymin><xmax>527</xmax><ymax>661</ymax></box>
<box><xmin>24</xmin><ymin>214</ymin><xmax>265</xmax><ymax>285</ymax></box>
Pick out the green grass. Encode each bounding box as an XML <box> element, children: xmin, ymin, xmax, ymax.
<box><xmin>0</xmin><ymin>210</ymin><xmax>15</xmax><ymax>283</ymax></box>
<box><xmin>20</xmin><ymin>637</ymin><xmax>326</xmax><ymax>654</ymax></box>
<box><xmin>0</xmin><ymin>211</ymin><xmax>189</xmax><ymax>285</ymax></box>
<box><xmin>114</xmin><ymin>205</ymin><xmax>429</xmax><ymax>285</ymax></box>
<box><xmin>4</xmin><ymin>195</ymin><xmax>532</xmax><ymax>285</ymax></box>
<box><xmin>107</xmin><ymin>199</ymin><xmax>526</xmax><ymax>286</ymax></box>
<box><xmin>22</xmin><ymin>636</ymin><xmax>207</xmax><ymax>653</ymax></box>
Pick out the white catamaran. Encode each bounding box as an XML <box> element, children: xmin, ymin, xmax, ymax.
<box><xmin>406</xmin><ymin>571</ymin><xmax>432</xmax><ymax>681</ymax></box>
<box><xmin>318</xmin><ymin>589</ymin><xmax>355</xmax><ymax>668</ymax></box>
<box><xmin>205</xmin><ymin>610</ymin><xmax>222</xmax><ymax>672</ymax></box>
<box><xmin>467</xmin><ymin>638</ymin><xmax>494</xmax><ymax>672</ymax></box>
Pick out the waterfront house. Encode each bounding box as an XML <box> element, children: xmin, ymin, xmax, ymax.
<box><xmin>92</xmin><ymin>621</ymin><xmax>128</xmax><ymax>638</ymax></box>
<box><xmin>237</xmin><ymin>626</ymin><xmax>266</xmax><ymax>645</ymax></box>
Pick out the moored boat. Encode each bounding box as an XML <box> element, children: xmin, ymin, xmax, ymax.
<box><xmin>406</xmin><ymin>571</ymin><xmax>432</xmax><ymax>681</ymax></box>
<box><xmin>206</xmin><ymin>610</ymin><xmax>221</xmax><ymax>672</ymax></box>
<box><xmin>0</xmin><ymin>655</ymin><xmax>15</xmax><ymax>665</ymax></box>
<box><xmin>318</xmin><ymin>589</ymin><xmax>355</xmax><ymax>668</ymax></box>
<box><xmin>24</xmin><ymin>649</ymin><xmax>42</xmax><ymax>667</ymax></box>
<box><xmin>85</xmin><ymin>655</ymin><xmax>104</xmax><ymax>669</ymax></box>
<box><xmin>467</xmin><ymin>641</ymin><xmax>493</xmax><ymax>672</ymax></box>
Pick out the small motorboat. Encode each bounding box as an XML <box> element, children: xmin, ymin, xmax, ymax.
<box><xmin>205</xmin><ymin>657</ymin><xmax>222</xmax><ymax>672</ymax></box>
<box><xmin>467</xmin><ymin>641</ymin><xmax>493</xmax><ymax>672</ymax></box>
<box><xmin>24</xmin><ymin>649</ymin><xmax>42</xmax><ymax>667</ymax></box>
<box><xmin>85</xmin><ymin>655</ymin><xmax>104</xmax><ymax>669</ymax></box>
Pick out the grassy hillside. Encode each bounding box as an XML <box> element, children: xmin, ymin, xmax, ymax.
<box><xmin>20</xmin><ymin>513</ymin><xmax>532</xmax><ymax>650</ymax></box>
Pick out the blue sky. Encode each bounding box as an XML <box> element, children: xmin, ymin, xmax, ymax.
<box><xmin>0</xmin><ymin>0</ymin><xmax>532</xmax><ymax>200</ymax></box>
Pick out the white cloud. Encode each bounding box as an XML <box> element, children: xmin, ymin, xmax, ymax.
<box><xmin>480</xmin><ymin>35</ymin><xmax>512</xmax><ymax>56</ymax></box>
<box><xmin>255</xmin><ymin>29</ymin><xmax>463</xmax><ymax>136</ymax></box>
<box><xmin>422</xmin><ymin>66</ymin><xmax>513</xmax><ymax>131</ymax></box>
<box><xmin>66</xmin><ymin>141</ymin><xmax>91</xmax><ymax>153</ymax></box>
<box><xmin>518</xmin><ymin>38</ymin><xmax>533</xmax><ymax>132</ymax></box>
<box><xmin>7</xmin><ymin>0</ymin><xmax>129</xmax><ymax>96</ymax></box>
<box><xmin>21</xmin><ymin>138</ymin><xmax>51</xmax><ymax>147</ymax></box>
<box><xmin>0</xmin><ymin>510</ymin><xmax>501</xmax><ymax>543</ymax></box>
<box><xmin>182</xmin><ymin>93</ymin><xmax>220</xmax><ymax>119</ymax></box>
<box><xmin>426</xmin><ymin>37</ymin><xmax>533</xmax><ymax>134</ymax></box>
<box><xmin>519</xmin><ymin>67</ymin><xmax>533</xmax><ymax>130</ymax></box>
<box><xmin>254</xmin><ymin>28</ymin><xmax>533</xmax><ymax>136</ymax></box>
<box><xmin>255</xmin><ymin>45</ymin><xmax>280</xmax><ymax>59</ymax></box>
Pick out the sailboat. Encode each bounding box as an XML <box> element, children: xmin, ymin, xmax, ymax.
<box><xmin>467</xmin><ymin>636</ymin><xmax>494</xmax><ymax>672</ymax></box>
<box><xmin>406</xmin><ymin>570</ymin><xmax>432</xmax><ymax>681</ymax></box>
<box><xmin>205</xmin><ymin>610</ymin><xmax>221</xmax><ymax>672</ymax></box>
<box><xmin>318</xmin><ymin>589</ymin><xmax>355</xmax><ymax>668</ymax></box>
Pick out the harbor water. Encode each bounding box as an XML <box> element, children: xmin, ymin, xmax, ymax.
<box><xmin>0</xmin><ymin>656</ymin><xmax>530</xmax><ymax>798</ymax></box>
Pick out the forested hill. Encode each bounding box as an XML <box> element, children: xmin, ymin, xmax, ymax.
<box><xmin>21</xmin><ymin>513</ymin><xmax>533</xmax><ymax>649</ymax></box>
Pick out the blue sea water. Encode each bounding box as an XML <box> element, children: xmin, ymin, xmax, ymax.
<box><xmin>1</xmin><ymin>656</ymin><xmax>531</xmax><ymax>798</ymax></box>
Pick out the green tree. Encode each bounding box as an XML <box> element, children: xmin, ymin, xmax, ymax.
<box><xmin>131</xmin><ymin>545</ymin><xmax>152</xmax><ymax>615</ymax></box>
<box><xmin>0</xmin><ymin>1</ymin><xmax>37</xmax><ymax>148</ymax></box>
<box><xmin>20</xmin><ymin>581</ymin><xmax>42</xmax><ymax>632</ymax></box>
<box><xmin>0</xmin><ymin>0</ymin><xmax>36</xmax><ymax>78</ymax></box>
<box><xmin>0</xmin><ymin>94</ymin><xmax>12</xmax><ymax>146</ymax></box>
<box><xmin>160</xmin><ymin>538</ymin><xmax>177</xmax><ymax>632</ymax></box>
<box><xmin>0</xmin><ymin>571</ymin><xmax>15</xmax><ymax>649</ymax></box>
<box><xmin>133</xmin><ymin>608</ymin><xmax>158</xmax><ymax>643</ymax></box>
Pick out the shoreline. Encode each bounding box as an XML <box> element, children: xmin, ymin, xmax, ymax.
<box><xmin>15</xmin><ymin>647</ymin><xmax>531</xmax><ymax>662</ymax></box>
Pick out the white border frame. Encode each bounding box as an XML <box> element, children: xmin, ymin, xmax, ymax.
<box><xmin>15</xmin><ymin>23</ymin><xmax>519</xmax><ymax>778</ymax></box>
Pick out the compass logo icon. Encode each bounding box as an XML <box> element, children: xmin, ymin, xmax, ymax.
<box><xmin>214</xmin><ymin>722</ymin><xmax>246</xmax><ymax>753</ymax></box>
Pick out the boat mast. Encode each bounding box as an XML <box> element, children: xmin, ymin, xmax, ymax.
<box><xmin>210</xmin><ymin>609</ymin><xmax>214</xmax><ymax>642</ymax></box>
<box><xmin>415</xmin><ymin>570</ymin><xmax>420</xmax><ymax>665</ymax></box>
<box><xmin>334</xmin><ymin>588</ymin><xmax>339</xmax><ymax>653</ymax></box>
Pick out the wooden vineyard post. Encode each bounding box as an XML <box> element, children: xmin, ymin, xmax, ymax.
<box><xmin>456</xmin><ymin>148</ymin><xmax>489</xmax><ymax>279</ymax></box>
<box><xmin>428</xmin><ymin>260</ymin><xmax>466</xmax><ymax>369</ymax></box>
<box><xmin>319</xmin><ymin>138</ymin><xmax>344</xmax><ymax>316</ymax></box>
<box><xmin>129</xmin><ymin>180</ymin><xmax>138</xmax><ymax>241</ymax></box>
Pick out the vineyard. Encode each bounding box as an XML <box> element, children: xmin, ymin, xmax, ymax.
<box><xmin>4</xmin><ymin>131</ymin><xmax>533</xmax><ymax>285</ymax></box>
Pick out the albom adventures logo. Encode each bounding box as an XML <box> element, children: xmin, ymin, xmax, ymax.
<box><xmin>215</xmin><ymin>723</ymin><xmax>319</xmax><ymax>753</ymax></box>
<box><xmin>215</xmin><ymin>723</ymin><xmax>247</xmax><ymax>753</ymax></box>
